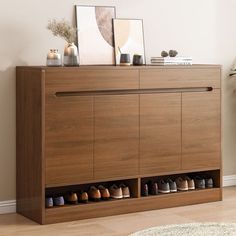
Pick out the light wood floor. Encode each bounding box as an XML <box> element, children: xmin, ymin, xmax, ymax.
<box><xmin>1</xmin><ymin>187</ymin><xmax>236</xmax><ymax>236</ymax></box>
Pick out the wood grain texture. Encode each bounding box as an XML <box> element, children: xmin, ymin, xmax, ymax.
<box><xmin>94</xmin><ymin>95</ymin><xmax>139</xmax><ymax>179</ymax></box>
<box><xmin>140</xmin><ymin>67</ymin><xmax>221</xmax><ymax>89</ymax></box>
<box><xmin>182</xmin><ymin>89</ymin><xmax>221</xmax><ymax>170</ymax></box>
<box><xmin>45</xmin><ymin>69</ymin><xmax>139</xmax><ymax>94</ymax></box>
<box><xmin>16</xmin><ymin>65</ymin><xmax>222</xmax><ymax>225</ymax></box>
<box><xmin>16</xmin><ymin>68</ymin><xmax>45</xmax><ymax>224</ymax></box>
<box><xmin>45</xmin><ymin>188</ymin><xmax>221</xmax><ymax>224</ymax></box>
<box><xmin>140</xmin><ymin>93</ymin><xmax>181</xmax><ymax>175</ymax></box>
<box><xmin>45</xmin><ymin>96</ymin><xmax>94</xmax><ymax>186</ymax></box>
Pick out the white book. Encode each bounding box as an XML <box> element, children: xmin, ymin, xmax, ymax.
<box><xmin>151</xmin><ymin>61</ymin><xmax>192</xmax><ymax>66</ymax></box>
<box><xmin>151</xmin><ymin>56</ymin><xmax>192</xmax><ymax>62</ymax></box>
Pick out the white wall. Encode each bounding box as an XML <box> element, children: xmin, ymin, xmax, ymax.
<box><xmin>0</xmin><ymin>0</ymin><xmax>235</xmax><ymax>201</ymax></box>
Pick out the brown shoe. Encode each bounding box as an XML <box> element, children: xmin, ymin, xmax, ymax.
<box><xmin>65</xmin><ymin>192</ymin><xmax>78</xmax><ymax>204</ymax></box>
<box><xmin>109</xmin><ymin>184</ymin><xmax>123</xmax><ymax>199</ymax></box>
<box><xmin>78</xmin><ymin>191</ymin><xmax>88</xmax><ymax>203</ymax></box>
<box><xmin>149</xmin><ymin>181</ymin><xmax>158</xmax><ymax>195</ymax></box>
<box><xmin>88</xmin><ymin>186</ymin><xmax>101</xmax><ymax>201</ymax></box>
<box><xmin>119</xmin><ymin>183</ymin><xmax>130</xmax><ymax>198</ymax></box>
<box><xmin>175</xmin><ymin>177</ymin><xmax>188</xmax><ymax>191</ymax></box>
<box><xmin>184</xmin><ymin>176</ymin><xmax>195</xmax><ymax>190</ymax></box>
<box><xmin>98</xmin><ymin>185</ymin><xmax>110</xmax><ymax>200</ymax></box>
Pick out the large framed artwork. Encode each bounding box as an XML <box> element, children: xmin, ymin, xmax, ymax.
<box><xmin>75</xmin><ymin>5</ymin><xmax>116</xmax><ymax>65</ymax></box>
<box><xmin>113</xmin><ymin>19</ymin><xmax>146</xmax><ymax>65</ymax></box>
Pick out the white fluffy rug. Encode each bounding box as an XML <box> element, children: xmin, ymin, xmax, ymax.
<box><xmin>129</xmin><ymin>223</ymin><xmax>236</xmax><ymax>236</ymax></box>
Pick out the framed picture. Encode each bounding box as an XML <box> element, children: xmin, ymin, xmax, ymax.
<box><xmin>113</xmin><ymin>19</ymin><xmax>146</xmax><ymax>65</ymax></box>
<box><xmin>75</xmin><ymin>5</ymin><xmax>116</xmax><ymax>65</ymax></box>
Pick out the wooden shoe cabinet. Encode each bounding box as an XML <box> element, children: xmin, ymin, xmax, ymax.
<box><xmin>16</xmin><ymin>65</ymin><xmax>222</xmax><ymax>224</ymax></box>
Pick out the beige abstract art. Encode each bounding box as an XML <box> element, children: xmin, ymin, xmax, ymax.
<box><xmin>75</xmin><ymin>6</ymin><xmax>116</xmax><ymax>65</ymax></box>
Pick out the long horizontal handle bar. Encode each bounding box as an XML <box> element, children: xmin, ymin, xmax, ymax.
<box><xmin>55</xmin><ymin>87</ymin><xmax>213</xmax><ymax>97</ymax></box>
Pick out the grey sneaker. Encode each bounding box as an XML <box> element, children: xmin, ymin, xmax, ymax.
<box><xmin>167</xmin><ymin>178</ymin><xmax>177</xmax><ymax>192</ymax></box>
<box><xmin>158</xmin><ymin>179</ymin><xmax>170</xmax><ymax>194</ymax></box>
<box><xmin>205</xmin><ymin>178</ymin><xmax>214</xmax><ymax>188</ymax></box>
<box><xmin>194</xmin><ymin>176</ymin><xmax>206</xmax><ymax>189</ymax></box>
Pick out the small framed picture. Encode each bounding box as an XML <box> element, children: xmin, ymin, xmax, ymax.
<box><xmin>113</xmin><ymin>18</ymin><xmax>146</xmax><ymax>65</ymax></box>
<box><xmin>75</xmin><ymin>5</ymin><xmax>116</xmax><ymax>65</ymax></box>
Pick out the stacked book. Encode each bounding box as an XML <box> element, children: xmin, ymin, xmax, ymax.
<box><xmin>151</xmin><ymin>56</ymin><xmax>192</xmax><ymax>65</ymax></box>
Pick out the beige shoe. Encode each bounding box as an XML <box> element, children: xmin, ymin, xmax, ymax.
<box><xmin>119</xmin><ymin>183</ymin><xmax>130</xmax><ymax>198</ymax></box>
<box><xmin>109</xmin><ymin>184</ymin><xmax>123</xmax><ymax>199</ymax></box>
<box><xmin>175</xmin><ymin>177</ymin><xmax>188</xmax><ymax>191</ymax></box>
<box><xmin>184</xmin><ymin>176</ymin><xmax>195</xmax><ymax>190</ymax></box>
<box><xmin>98</xmin><ymin>185</ymin><xmax>110</xmax><ymax>200</ymax></box>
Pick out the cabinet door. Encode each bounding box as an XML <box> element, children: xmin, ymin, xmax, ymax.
<box><xmin>45</xmin><ymin>96</ymin><xmax>93</xmax><ymax>186</ymax></box>
<box><xmin>182</xmin><ymin>90</ymin><xmax>221</xmax><ymax>170</ymax></box>
<box><xmin>94</xmin><ymin>95</ymin><xmax>139</xmax><ymax>179</ymax></box>
<box><xmin>140</xmin><ymin>93</ymin><xmax>181</xmax><ymax>175</ymax></box>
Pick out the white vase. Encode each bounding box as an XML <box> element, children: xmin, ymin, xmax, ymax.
<box><xmin>63</xmin><ymin>43</ymin><xmax>79</xmax><ymax>66</ymax></box>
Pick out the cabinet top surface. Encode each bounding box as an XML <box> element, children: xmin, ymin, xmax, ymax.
<box><xmin>16</xmin><ymin>64</ymin><xmax>221</xmax><ymax>71</ymax></box>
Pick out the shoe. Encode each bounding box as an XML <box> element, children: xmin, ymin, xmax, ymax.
<box><xmin>88</xmin><ymin>186</ymin><xmax>101</xmax><ymax>201</ymax></box>
<box><xmin>98</xmin><ymin>185</ymin><xmax>110</xmax><ymax>200</ymax></box>
<box><xmin>205</xmin><ymin>178</ymin><xmax>214</xmax><ymax>188</ymax></box>
<box><xmin>78</xmin><ymin>191</ymin><xmax>88</xmax><ymax>203</ymax></box>
<box><xmin>194</xmin><ymin>176</ymin><xmax>206</xmax><ymax>189</ymax></box>
<box><xmin>142</xmin><ymin>183</ymin><xmax>149</xmax><ymax>197</ymax></box>
<box><xmin>65</xmin><ymin>192</ymin><xmax>78</xmax><ymax>204</ymax></box>
<box><xmin>119</xmin><ymin>183</ymin><xmax>130</xmax><ymax>198</ymax></box>
<box><xmin>167</xmin><ymin>178</ymin><xmax>177</xmax><ymax>193</ymax></box>
<box><xmin>45</xmin><ymin>197</ymin><xmax>53</xmax><ymax>208</ymax></box>
<box><xmin>109</xmin><ymin>184</ymin><xmax>123</xmax><ymax>199</ymax></box>
<box><xmin>53</xmin><ymin>196</ymin><xmax>64</xmax><ymax>206</ymax></box>
<box><xmin>158</xmin><ymin>179</ymin><xmax>170</xmax><ymax>194</ymax></box>
<box><xmin>184</xmin><ymin>176</ymin><xmax>195</xmax><ymax>190</ymax></box>
<box><xmin>149</xmin><ymin>181</ymin><xmax>158</xmax><ymax>195</ymax></box>
<box><xmin>175</xmin><ymin>177</ymin><xmax>188</xmax><ymax>191</ymax></box>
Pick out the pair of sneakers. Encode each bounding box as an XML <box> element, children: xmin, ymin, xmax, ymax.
<box><xmin>109</xmin><ymin>184</ymin><xmax>130</xmax><ymax>199</ymax></box>
<box><xmin>175</xmin><ymin>176</ymin><xmax>195</xmax><ymax>191</ymax></box>
<box><xmin>158</xmin><ymin>179</ymin><xmax>177</xmax><ymax>194</ymax></box>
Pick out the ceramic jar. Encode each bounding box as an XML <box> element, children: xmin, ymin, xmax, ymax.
<box><xmin>63</xmin><ymin>43</ymin><xmax>79</xmax><ymax>66</ymax></box>
<box><xmin>46</xmin><ymin>49</ymin><xmax>62</xmax><ymax>66</ymax></box>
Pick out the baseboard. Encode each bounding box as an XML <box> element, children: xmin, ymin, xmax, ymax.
<box><xmin>0</xmin><ymin>175</ymin><xmax>235</xmax><ymax>214</ymax></box>
<box><xmin>0</xmin><ymin>200</ymin><xmax>16</xmax><ymax>214</ymax></box>
<box><xmin>223</xmin><ymin>175</ymin><xmax>236</xmax><ymax>187</ymax></box>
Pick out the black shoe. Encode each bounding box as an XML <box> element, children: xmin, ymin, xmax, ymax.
<box><xmin>142</xmin><ymin>183</ymin><xmax>149</xmax><ymax>196</ymax></box>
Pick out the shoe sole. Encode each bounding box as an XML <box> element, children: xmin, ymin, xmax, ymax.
<box><xmin>79</xmin><ymin>200</ymin><xmax>88</xmax><ymax>203</ymax></box>
<box><xmin>170</xmin><ymin>189</ymin><xmax>177</xmax><ymax>192</ymax></box>
<box><xmin>177</xmin><ymin>188</ymin><xmax>188</xmax><ymax>191</ymax></box>
<box><xmin>123</xmin><ymin>195</ymin><xmax>130</xmax><ymax>198</ymax></box>
<box><xmin>158</xmin><ymin>190</ymin><xmax>170</xmax><ymax>194</ymax></box>
<box><xmin>110</xmin><ymin>195</ymin><xmax>123</xmax><ymax>199</ymax></box>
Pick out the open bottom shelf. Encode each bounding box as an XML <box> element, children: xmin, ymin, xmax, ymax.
<box><xmin>45</xmin><ymin>188</ymin><xmax>222</xmax><ymax>224</ymax></box>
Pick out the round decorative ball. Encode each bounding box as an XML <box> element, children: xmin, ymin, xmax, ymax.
<box><xmin>169</xmin><ymin>50</ymin><xmax>178</xmax><ymax>57</ymax></box>
<box><xmin>161</xmin><ymin>51</ymin><xmax>169</xmax><ymax>57</ymax></box>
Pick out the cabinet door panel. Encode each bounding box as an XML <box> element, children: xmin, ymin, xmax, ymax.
<box><xmin>140</xmin><ymin>93</ymin><xmax>181</xmax><ymax>175</ymax></box>
<box><xmin>45</xmin><ymin>96</ymin><xmax>93</xmax><ymax>186</ymax></box>
<box><xmin>94</xmin><ymin>95</ymin><xmax>139</xmax><ymax>179</ymax></box>
<box><xmin>182</xmin><ymin>90</ymin><xmax>221</xmax><ymax>170</ymax></box>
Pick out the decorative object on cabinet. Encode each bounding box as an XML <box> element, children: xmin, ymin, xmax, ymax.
<box><xmin>47</xmin><ymin>19</ymin><xmax>79</xmax><ymax>66</ymax></box>
<box><xmin>113</xmin><ymin>19</ymin><xmax>146</xmax><ymax>65</ymax></box>
<box><xmin>16</xmin><ymin>65</ymin><xmax>221</xmax><ymax>224</ymax></box>
<box><xmin>46</xmin><ymin>49</ymin><xmax>62</xmax><ymax>66</ymax></box>
<box><xmin>75</xmin><ymin>5</ymin><xmax>116</xmax><ymax>65</ymax></box>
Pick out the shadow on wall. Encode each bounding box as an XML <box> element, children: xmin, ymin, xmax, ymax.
<box><xmin>0</xmin><ymin>59</ymin><xmax>27</xmax><ymax>201</ymax></box>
